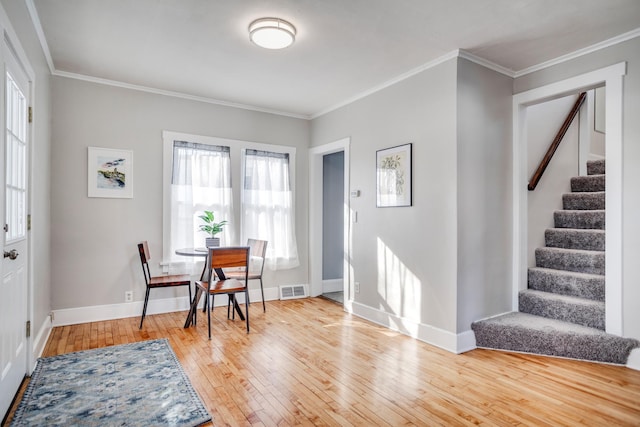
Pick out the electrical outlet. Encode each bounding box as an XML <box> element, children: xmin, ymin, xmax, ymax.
<box><xmin>125</xmin><ymin>291</ymin><xmax>133</xmax><ymax>302</ymax></box>
<box><xmin>354</xmin><ymin>282</ymin><xmax>360</xmax><ymax>293</ymax></box>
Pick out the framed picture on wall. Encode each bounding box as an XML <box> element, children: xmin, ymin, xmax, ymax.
<box><xmin>87</xmin><ymin>147</ymin><xmax>134</xmax><ymax>198</ymax></box>
<box><xmin>376</xmin><ymin>143</ymin><xmax>412</xmax><ymax>207</ymax></box>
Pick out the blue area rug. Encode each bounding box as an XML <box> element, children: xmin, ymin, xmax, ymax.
<box><xmin>11</xmin><ymin>339</ymin><xmax>211</xmax><ymax>426</ymax></box>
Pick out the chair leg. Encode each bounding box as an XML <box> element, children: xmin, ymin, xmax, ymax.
<box><xmin>188</xmin><ymin>284</ymin><xmax>194</xmax><ymax>326</ymax></box>
<box><xmin>203</xmin><ymin>294</ymin><xmax>209</xmax><ymax>313</ymax></box>
<box><xmin>139</xmin><ymin>287</ymin><xmax>151</xmax><ymax>329</ymax></box>
<box><xmin>260</xmin><ymin>278</ymin><xmax>265</xmax><ymax>312</ymax></box>
<box><xmin>245</xmin><ymin>289</ymin><xmax>250</xmax><ymax>333</ymax></box>
<box><xmin>207</xmin><ymin>292</ymin><xmax>212</xmax><ymax>340</ymax></box>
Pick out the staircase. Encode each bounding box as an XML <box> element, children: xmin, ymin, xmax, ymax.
<box><xmin>472</xmin><ymin>159</ymin><xmax>640</xmax><ymax>364</ymax></box>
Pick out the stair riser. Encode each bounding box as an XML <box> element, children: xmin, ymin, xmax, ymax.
<box><xmin>519</xmin><ymin>291</ymin><xmax>605</xmax><ymax>330</ymax></box>
<box><xmin>571</xmin><ymin>175</ymin><xmax>605</xmax><ymax>192</ymax></box>
<box><xmin>587</xmin><ymin>160</ymin><xmax>605</xmax><ymax>175</ymax></box>
<box><xmin>535</xmin><ymin>248</ymin><xmax>604</xmax><ymax>275</ymax></box>
<box><xmin>562</xmin><ymin>192</ymin><xmax>605</xmax><ymax>210</ymax></box>
<box><xmin>554</xmin><ymin>211</ymin><xmax>605</xmax><ymax>229</ymax></box>
<box><xmin>544</xmin><ymin>229</ymin><xmax>605</xmax><ymax>251</ymax></box>
<box><xmin>528</xmin><ymin>268</ymin><xmax>605</xmax><ymax>301</ymax></box>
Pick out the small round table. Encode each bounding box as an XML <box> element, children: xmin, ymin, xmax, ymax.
<box><xmin>175</xmin><ymin>248</ymin><xmax>208</xmax><ymax>328</ymax></box>
<box><xmin>176</xmin><ymin>247</ymin><xmax>247</xmax><ymax>328</ymax></box>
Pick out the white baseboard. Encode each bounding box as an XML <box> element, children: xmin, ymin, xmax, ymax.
<box><xmin>322</xmin><ymin>279</ymin><xmax>343</xmax><ymax>293</ymax></box>
<box><xmin>351</xmin><ymin>302</ymin><xmax>475</xmax><ymax>354</ymax></box>
<box><xmin>627</xmin><ymin>348</ymin><xmax>640</xmax><ymax>371</ymax></box>
<box><xmin>30</xmin><ymin>315</ymin><xmax>52</xmax><ymax>371</ymax></box>
<box><xmin>52</xmin><ymin>287</ymin><xmax>279</xmax><ymax>327</ymax></box>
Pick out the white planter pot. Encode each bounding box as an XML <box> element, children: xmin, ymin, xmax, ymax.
<box><xmin>205</xmin><ymin>237</ymin><xmax>220</xmax><ymax>248</ymax></box>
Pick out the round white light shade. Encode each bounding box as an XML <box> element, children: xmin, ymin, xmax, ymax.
<box><xmin>249</xmin><ymin>18</ymin><xmax>296</xmax><ymax>49</ymax></box>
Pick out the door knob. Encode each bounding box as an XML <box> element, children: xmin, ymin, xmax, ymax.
<box><xmin>3</xmin><ymin>249</ymin><xmax>18</xmax><ymax>260</ymax></box>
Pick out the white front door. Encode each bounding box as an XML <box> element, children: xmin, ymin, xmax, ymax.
<box><xmin>0</xmin><ymin>46</ymin><xmax>30</xmax><ymax>419</ymax></box>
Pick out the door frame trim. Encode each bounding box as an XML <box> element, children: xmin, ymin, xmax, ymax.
<box><xmin>309</xmin><ymin>138</ymin><xmax>351</xmax><ymax>310</ymax></box>
<box><xmin>512</xmin><ymin>62</ymin><xmax>626</xmax><ymax>335</ymax></box>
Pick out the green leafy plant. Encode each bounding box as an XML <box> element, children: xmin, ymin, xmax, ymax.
<box><xmin>198</xmin><ymin>211</ymin><xmax>227</xmax><ymax>237</ymax></box>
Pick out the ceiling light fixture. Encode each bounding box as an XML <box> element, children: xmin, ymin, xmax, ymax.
<box><xmin>249</xmin><ymin>17</ymin><xmax>296</xmax><ymax>50</ymax></box>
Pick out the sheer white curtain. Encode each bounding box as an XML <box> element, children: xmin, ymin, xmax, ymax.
<box><xmin>170</xmin><ymin>141</ymin><xmax>233</xmax><ymax>260</ymax></box>
<box><xmin>242</xmin><ymin>149</ymin><xmax>299</xmax><ymax>270</ymax></box>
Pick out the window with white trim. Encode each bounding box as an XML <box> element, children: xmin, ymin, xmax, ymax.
<box><xmin>169</xmin><ymin>140</ymin><xmax>233</xmax><ymax>257</ymax></box>
<box><xmin>162</xmin><ymin>131</ymin><xmax>298</xmax><ymax>270</ymax></box>
<box><xmin>242</xmin><ymin>149</ymin><xmax>299</xmax><ymax>270</ymax></box>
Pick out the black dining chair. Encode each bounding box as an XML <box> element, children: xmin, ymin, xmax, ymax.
<box><xmin>138</xmin><ymin>241</ymin><xmax>191</xmax><ymax>328</ymax></box>
<box><xmin>194</xmin><ymin>246</ymin><xmax>251</xmax><ymax>338</ymax></box>
<box><xmin>224</xmin><ymin>239</ymin><xmax>268</xmax><ymax>312</ymax></box>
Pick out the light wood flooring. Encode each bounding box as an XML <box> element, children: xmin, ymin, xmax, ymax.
<box><xmin>6</xmin><ymin>298</ymin><xmax>640</xmax><ymax>426</ymax></box>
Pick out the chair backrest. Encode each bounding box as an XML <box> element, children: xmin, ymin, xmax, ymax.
<box><xmin>247</xmin><ymin>239</ymin><xmax>268</xmax><ymax>275</ymax></box>
<box><xmin>137</xmin><ymin>241</ymin><xmax>151</xmax><ymax>285</ymax></box>
<box><xmin>208</xmin><ymin>246</ymin><xmax>250</xmax><ymax>281</ymax></box>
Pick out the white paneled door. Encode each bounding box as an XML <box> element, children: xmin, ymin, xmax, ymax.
<box><xmin>0</xmin><ymin>46</ymin><xmax>30</xmax><ymax>418</ymax></box>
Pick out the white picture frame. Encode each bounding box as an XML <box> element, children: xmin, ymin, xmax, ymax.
<box><xmin>88</xmin><ymin>147</ymin><xmax>133</xmax><ymax>198</ymax></box>
<box><xmin>376</xmin><ymin>143</ymin><xmax>412</xmax><ymax>207</ymax></box>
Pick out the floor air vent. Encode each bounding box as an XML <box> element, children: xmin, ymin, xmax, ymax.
<box><xmin>279</xmin><ymin>285</ymin><xmax>308</xmax><ymax>300</ymax></box>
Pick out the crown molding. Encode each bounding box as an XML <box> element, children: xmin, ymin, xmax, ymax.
<box><xmin>311</xmin><ymin>50</ymin><xmax>461</xmax><ymax>119</ymax></box>
<box><xmin>515</xmin><ymin>27</ymin><xmax>640</xmax><ymax>78</ymax></box>
<box><xmin>311</xmin><ymin>49</ymin><xmax>515</xmax><ymax>119</ymax></box>
<box><xmin>52</xmin><ymin>70</ymin><xmax>310</xmax><ymax>119</ymax></box>
<box><xmin>25</xmin><ymin>0</ymin><xmax>55</xmax><ymax>74</ymax></box>
<box><xmin>457</xmin><ymin>50</ymin><xmax>515</xmax><ymax>77</ymax></box>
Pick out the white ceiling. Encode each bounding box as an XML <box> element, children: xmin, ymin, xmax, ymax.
<box><xmin>30</xmin><ymin>0</ymin><xmax>640</xmax><ymax>118</ymax></box>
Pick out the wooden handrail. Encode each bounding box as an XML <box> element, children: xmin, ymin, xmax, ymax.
<box><xmin>528</xmin><ymin>92</ymin><xmax>587</xmax><ymax>191</ymax></box>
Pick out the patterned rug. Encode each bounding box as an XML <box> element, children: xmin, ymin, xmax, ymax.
<box><xmin>11</xmin><ymin>339</ymin><xmax>211</xmax><ymax>426</ymax></box>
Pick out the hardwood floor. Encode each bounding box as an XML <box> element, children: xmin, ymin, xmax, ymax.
<box><xmin>6</xmin><ymin>297</ymin><xmax>640</xmax><ymax>426</ymax></box>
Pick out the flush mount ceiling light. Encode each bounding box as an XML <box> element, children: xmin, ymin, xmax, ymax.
<box><xmin>249</xmin><ymin>17</ymin><xmax>296</xmax><ymax>49</ymax></box>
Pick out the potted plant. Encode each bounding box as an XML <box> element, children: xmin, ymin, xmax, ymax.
<box><xmin>198</xmin><ymin>210</ymin><xmax>227</xmax><ymax>248</ymax></box>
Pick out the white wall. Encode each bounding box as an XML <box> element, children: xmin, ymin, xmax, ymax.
<box><xmin>311</xmin><ymin>56</ymin><xmax>513</xmax><ymax>349</ymax></box>
<box><xmin>514</xmin><ymin>37</ymin><xmax>640</xmax><ymax>340</ymax></box>
<box><xmin>311</xmin><ymin>58</ymin><xmax>459</xmax><ymax>333</ymax></box>
<box><xmin>456</xmin><ymin>58</ymin><xmax>513</xmax><ymax>333</ymax></box>
<box><xmin>526</xmin><ymin>95</ymin><xmax>579</xmax><ymax>267</ymax></box>
<box><xmin>1</xmin><ymin>0</ymin><xmax>52</xmax><ymax>351</ymax></box>
<box><xmin>50</xmin><ymin>77</ymin><xmax>309</xmax><ymax>310</ymax></box>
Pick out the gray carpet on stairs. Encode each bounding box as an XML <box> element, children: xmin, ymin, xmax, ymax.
<box><xmin>471</xmin><ymin>312</ymin><xmax>639</xmax><ymax>365</ymax></box>
<box><xmin>545</xmin><ymin>228</ymin><xmax>605</xmax><ymax>251</ymax></box>
<box><xmin>528</xmin><ymin>267</ymin><xmax>604</xmax><ymax>301</ymax></box>
<box><xmin>535</xmin><ymin>247</ymin><xmax>604</xmax><ymax>275</ymax></box>
<box><xmin>562</xmin><ymin>192</ymin><xmax>605</xmax><ymax>210</ymax></box>
<box><xmin>571</xmin><ymin>174</ymin><xmax>605</xmax><ymax>192</ymax></box>
<box><xmin>554</xmin><ymin>210</ymin><xmax>605</xmax><ymax>229</ymax></box>
<box><xmin>587</xmin><ymin>159</ymin><xmax>605</xmax><ymax>175</ymax></box>
<box><xmin>519</xmin><ymin>289</ymin><xmax>605</xmax><ymax>330</ymax></box>
<box><xmin>472</xmin><ymin>159</ymin><xmax>640</xmax><ymax>364</ymax></box>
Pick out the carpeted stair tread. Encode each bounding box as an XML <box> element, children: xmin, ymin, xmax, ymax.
<box><xmin>528</xmin><ymin>267</ymin><xmax>605</xmax><ymax>301</ymax></box>
<box><xmin>471</xmin><ymin>312</ymin><xmax>640</xmax><ymax>364</ymax></box>
<box><xmin>562</xmin><ymin>192</ymin><xmax>605</xmax><ymax>210</ymax></box>
<box><xmin>554</xmin><ymin>210</ymin><xmax>605</xmax><ymax>229</ymax></box>
<box><xmin>587</xmin><ymin>159</ymin><xmax>605</xmax><ymax>175</ymax></box>
<box><xmin>571</xmin><ymin>175</ymin><xmax>605</xmax><ymax>192</ymax></box>
<box><xmin>535</xmin><ymin>247</ymin><xmax>604</xmax><ymax>275</ymax></box>
<box><xmin>519</xmin><ymin>289</ymin><xmax>605</xmax><ymax>330</ymax></box>
<box><xmin>545</xmin><ymin>228</ymin><xmax>605</xmax><ymax>251</ymax></box>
